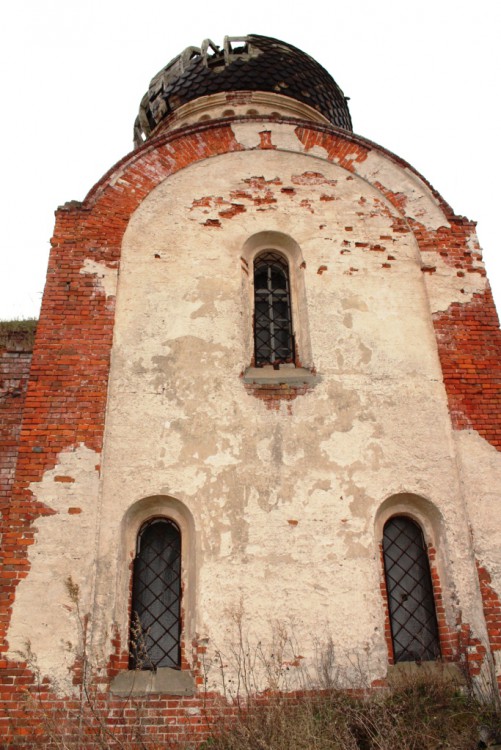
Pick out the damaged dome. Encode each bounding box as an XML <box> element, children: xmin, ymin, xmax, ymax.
<box><xmin>134</xmin><ymin>34</ymin><xmax>352</xmax><ymax>146</ymax></box>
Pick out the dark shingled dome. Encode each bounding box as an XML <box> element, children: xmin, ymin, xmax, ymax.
<box><xmin>134</xmin><ymin>35</ymin><xmax>352</xmax><ymax>146</ymax></box>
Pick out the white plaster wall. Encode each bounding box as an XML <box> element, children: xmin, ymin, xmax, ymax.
<box><xmin>7</xmin><ymin>445</ymin><xmax>101</xmax><ymax>693</ymax></box>
<box><xmin>8</xmin><ymin>137</ymin><xmax>496</xmax><ymax>693</ymax></box>
<box><xmin>90</xmin><ymin>148</ymin><xmax>485</xmax><ymax>689</ymax></box>
<box><xmin>454</xmin><ymin>430</ymin><xmax>501</xmax><ymax>684</ymax></box>
<box><xmin>456</xmin><ymin>431</ymin><xmax>501</xmax><ymax>587</ymax></box>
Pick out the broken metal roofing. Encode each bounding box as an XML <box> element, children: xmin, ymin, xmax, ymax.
<box><xmin>134</xmin><ymin>34</ymin><xmax>352</xmax><ymax>146</ymax></box>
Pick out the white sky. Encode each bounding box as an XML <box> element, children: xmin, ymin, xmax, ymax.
<box><xmin>0</xmin><ymin>0</ymin><xmax>500</xmax><ymax>320</ymax></box>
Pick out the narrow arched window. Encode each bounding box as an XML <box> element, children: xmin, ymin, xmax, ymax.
<box><xmin>129</xmin><ymin>518</ymin><xmax>181</xmax><ymax>670</ymax></box>
<box><xmin>383</xmin><ymin>516</ymin><xmax>440</xmax><ymax>663</ymax></box>
<box><xmin>254</xmin><ymin>251</ymin><xmax>294</xmax><ymax>366</ymax></box>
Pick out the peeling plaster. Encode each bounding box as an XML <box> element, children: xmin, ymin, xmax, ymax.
<box><xmin>231</xmin><ymin>122</ymin><xmax>265</xmax><ymax>149</ymax></box>
<box><xmin>307</xmin><ymin>144</ymin><xmax>330</xmax><ymax>160</ymax></box>
<box><xmin>266</xmin><ymin>123</ymin><xmax>306</xmax><ymax>151</ymax></box>
<box><xmin>466</xmin><ymin>230</ymin><xmax>482</xmax><ymax>254</ymax></box>
<box><xmin>64</xmin><ymin>148</ymin><xmax>490</xmax><ymax>691</ymax></box>
<box><xmin>452</xmin><ymin>430</ymin><xmax>501</xmax><ymax>675</ymax></box>
<box><xmin>423</xmin><ymin>252</ymin><xmax>487</xmax><ymax>312</ymax></box>
<box><xmin>79</xmin><ymin>258</ymin><xmax>117</xmax><ymax>297</ymax></box>
<box><xmin>7</xmin><ymin>445</ymin><xmax>101</xmax><ymax>693</ymax></box>
<box><xmin>455</xmin><ymin>431</ymin><xmax>501</xmax><ymax>578</ymax></box>
<box><xmin>231</xmin><ymin>122</ymin><xmax>303</xmax><ymax>152</ymax></box>
<box><xmin>321</xmin><ymin>421</ymin><xmax>377</xmax><ymax>468</ymax></box>
<box><xmin>355</xmin><ymin>151</ymin><xmax>450</xmax><ymax>230</ymax></box>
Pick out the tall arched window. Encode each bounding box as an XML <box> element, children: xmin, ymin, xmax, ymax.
<box><xmin>129</xmin><ymin>518</ymin><xmax>181</xmax><ymax>670</ymax></box>
<box><xmin>254</xmin><ymin>251</ymin><xmax>294</xmax><ymax>366</ymax></box>
<box><xmin>383</xmin><ymin>516</ymin><xmax>440</xmax><ymax>663</ymax></box>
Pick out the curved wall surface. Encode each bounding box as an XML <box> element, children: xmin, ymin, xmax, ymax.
<box><xmin>2</xmin><ymin>115</ymin><xmax>500</xmax><ymax>746</ymax></box>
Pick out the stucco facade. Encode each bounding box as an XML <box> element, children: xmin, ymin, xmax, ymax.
<box><xmin>1</xmin><ymin>35</ymin><xmax>501</xmax><ymax>747</ymax></box>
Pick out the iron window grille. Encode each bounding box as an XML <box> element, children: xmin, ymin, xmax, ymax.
<box><xmin>254</xmin><ymin>251</ymin><xmax>295</xmax><ymax>367</ymax></box>
<box><xmin>383</xmin><ymin>516</ymin><xmax>440</xmax><ymax>663</ymax></box>
<box><xmin>129</xmin><ymin>518</ymin><xmax>181</xmax><ymax>671</ymax></box>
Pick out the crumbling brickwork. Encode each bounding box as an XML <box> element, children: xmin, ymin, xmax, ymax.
<box><xmin>0</xmin><ymin>330</ymin><xmax>33</xmax><ymax>518</ymax></box>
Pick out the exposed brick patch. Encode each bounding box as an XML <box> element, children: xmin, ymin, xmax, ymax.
<box><xmin>476</xmin><ymin>561</ymin><xmax>501</xmax><ymax>689</ymax></box>
<box><xmin>244</xmin><ymin>382</ymin><xmax>312</xmax><ymax>411</ymax></box>
<box><xmin>107</xmin><ymin>623</ymin><xmax>129</xmax><ymax>679</ymax></box>
<box><xmin>192</xmin><ymin>195</ymin><xmax>248</xmax><ymax>220</ymax></box>
<box><xmin>295</xmin><ymin>129</ymin><xmax>369</xmax><ymax>172</ymax></box>
<box><xmin>239</xmin><ymin>175</ymin><xmax>280</xmax><ymax>207</ymax></box>
<box><xmin>457</xmin><ymin>621</ymin><xmax>487</xmax><ymax>678</ymax></box>
<box><xmin>258</xmin><ymin>130</ymin><xmax>275</xmax><ymax>149</ymax></box>
<box><xmin>218</xmin><ymin>203</ymin><xmax>246</xmax><ymax>219</ymax></box>
<box><xmin>427</xmin><ymin>545</ymin><xmax>464</xmax><ymax>663</ymax></box>
<box><xmin>291</xmin><ymin>172</ymin><xmax>337</xmax><ymax>186</ymax></box>
<box><xmin>433</xmin><ymin>290</ymin><xmax>501</xmax><ymax>449</ymax></box>
<box><xmin>191</xmin><ymin>196</ymin><xmax>212</xmax><ymax>209</ymax></box>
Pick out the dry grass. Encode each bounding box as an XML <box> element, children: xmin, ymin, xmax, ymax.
<box><xmin>0</xmin><ymin>318</ymin><xmax>37</xmax><ymax>349</ymax></box>
<box><xmin>199</xmin><ymin>668</ymin><xmax>498</xmax><ymax>750</ymax></box>
<box><xmin>10</xmin><ymin>570</ymin><xmax>501</xmax><ymax>749</ymax></box>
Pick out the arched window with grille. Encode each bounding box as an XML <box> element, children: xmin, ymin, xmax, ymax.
<box><xmin>382</xmin><ymin>516</ymin><xmax>440</xmax><ymax>663</ymax></box>
<box><xmin>129</xmin><ymin>518</ymin><xmax>181</xmax><ymax>671</ymax></box>
<box><xmin>254</xmin><ymin>251</ymin><xmax>294</xmax><ymax>366</ymax></box>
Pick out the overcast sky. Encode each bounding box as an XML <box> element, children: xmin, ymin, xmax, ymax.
<box><xmin>1</xmin><ymin>0</ymin><xmax>499</xmax><ymax>320</ymax></box>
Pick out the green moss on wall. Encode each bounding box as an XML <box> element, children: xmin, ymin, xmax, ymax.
<box><xmin>0</xmin><ymin>319</ymin><xmax>38</xmax><ymax>350</ymax></box>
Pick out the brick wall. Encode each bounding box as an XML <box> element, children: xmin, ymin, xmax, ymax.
<box><xmin>0</xmin><ymin>330</ymin><xmax>33</xmax><ymax>520</ymax></box>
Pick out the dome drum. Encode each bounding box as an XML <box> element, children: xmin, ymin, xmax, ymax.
<box><xmin>134</xmin><ymin>34</ymin><xmax>352</xmax><ymax>146</ymax></box>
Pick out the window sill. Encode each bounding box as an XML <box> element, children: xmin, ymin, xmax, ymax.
<box><xmin>110</xmin><ymin>667</ymin><xmax>195</xmax><ymax>697</ymax></box>
<box><xmin>386</xmin><ymin>660</ymin><xmax>463</xmax><ymax>686</ymax></box>
<box><xmin>243</xmin><ymin>365</ymin><xmax>317</xmax><ymax>386</ymax></box>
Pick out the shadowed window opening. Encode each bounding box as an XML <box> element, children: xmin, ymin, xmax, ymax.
<box><xmin>383</xmin><ymin>516</ymin><xmax>440</xmax><ymax>663</ymax></box>
<box><xmin>129</xmin><ymin>518</ymin><xmax>181</xmax><ymax>670</ymax></box>
<box><xmin>254</xmin><ymin>251</ymin><xmax>294</xmax><ymax>367</ymax></box>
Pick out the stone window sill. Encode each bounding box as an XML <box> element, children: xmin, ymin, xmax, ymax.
<box><xmin>110</xmin><ymin>667</ymin><xmax>195</xmax><ymax>696</ymax></box>
<box><xmin>386</xmin><ymin>660</ymin><xmax>463</xmax><ymax>686</ymax></box>
<box><xmin>243</xmin><ymin>365</ymin><xmax>317</xmax><ymax>386</ymax></box>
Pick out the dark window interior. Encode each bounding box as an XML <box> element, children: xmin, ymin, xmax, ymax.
<box><xmin>129</xmin><ymin>518</ymin><xmax>181</xmax><ymax>670</ymax></box>
<box><xmin>383</xmin><ymin>516</ymin><xmax>440</xmax><ymax>663</ymax></box>
<box><xmin>254</xmin><ymin>251</ymin><xmax>294</xmax><ymax>366</ymax></box>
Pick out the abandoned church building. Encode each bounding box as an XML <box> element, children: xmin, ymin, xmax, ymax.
<box><xmin>1</xmin><ymin>34</ymin><xmax>501</xmax><ymax>746</ymax></box>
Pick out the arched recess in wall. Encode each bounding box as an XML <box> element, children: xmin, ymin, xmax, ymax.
<box><xmin>241</xmin><ymin>231</ymin><xmax>313</xmax><ymax>370</ymax></box>
<box><xmin>119</xmin><ymin>495</ymin><xmax>196</xmax><ymax>669</ymax></box>
<box><xmin>374</xmin><ymin>493</ymin><xmax>450</xmax><ymax>664</ymax></box>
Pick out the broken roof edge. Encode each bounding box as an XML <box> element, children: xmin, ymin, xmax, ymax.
<box><xmin>134</xmin><ymin>34</ymin><xmax>352</xmax><ymax>148</ymax></box>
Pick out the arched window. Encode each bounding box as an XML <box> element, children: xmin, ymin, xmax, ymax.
<box><xmin>129</xmin><ymin>518</ymin><xmax>181</xmax><ymax>670</ymax></box>
<box><xmin>254</xmin><ymin>251</ymin><xmax>294</xmax><ymax>366</ymax></box>
<box><xmin>382</xmin><ymin>516</ymin><xmax>440</xmax><ymax>663</ymax></box>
